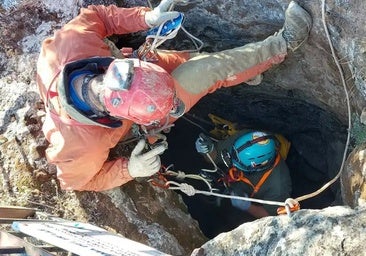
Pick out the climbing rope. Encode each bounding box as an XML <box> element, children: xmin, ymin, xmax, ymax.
<box><xmin>142</xmin><ymin>0</ymin><xmax>203</xmax><ymax>61</ymax></box>
<box><xmin>149</xmin><ymin>164</ymin><xmax>221</xmax><ymax>192</ymax></box>
<box><xmin>294</xmin><ymin>0</ymin><xmax>351</xmax><ymax>203</ymax></box>
<box><xmin>148</xmin><ymin>1</ymin><xmax>352</xmax><ymax>217</ymax></box>
<box><xmin>166</xmin><ymin>181</ymin><xmax>299</xmax><ymax>216</ymax></box>
<box><xmin>150</xmin><ymin>165</ymin><xmax>298</xmax><ymax>216</ymax></box>
<box><xmin>167</xmin><ymin>181</ymin><xmax>287</xmax><ymax>206</ymax></box>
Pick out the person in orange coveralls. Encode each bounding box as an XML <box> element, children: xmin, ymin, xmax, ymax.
<box><xmin>36</xmin><ymin>0</ymin><xmax>312</xmax><ymax>191</ymax></box>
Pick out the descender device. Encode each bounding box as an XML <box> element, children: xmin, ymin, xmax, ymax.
<box><xmin>136</xmin><ymin>13</ymin><xmax>185</xmax><ymax>62</ymax></box>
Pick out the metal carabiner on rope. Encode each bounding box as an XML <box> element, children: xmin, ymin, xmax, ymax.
<box><xmin>148</xmin><ymin>171</ymin><xmax>170</xmax><ymax>189</ymax></box>
<box><xmin>137</xmin><ymin>12</ymin><xmax>185</xmax><ymax>61</ymax></box>
<box><xmin>276</xmin><ymin>198</ymin><xmax>300</xmax><ymax>216</ymax></box>
<box><xmin>201</xmin><ymin>153</ymin><xmax>218</xmax><ymax>173</ymax></box>
<box><xmin>139</xmin><ymin>0</ymin><xmax>203</xmax><ymax>62</ymax></box>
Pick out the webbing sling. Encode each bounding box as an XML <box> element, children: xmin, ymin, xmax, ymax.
<box><xmin>228</xmin><ymin>153</ymin><xmax>281</xmax><ymax>197</ymax></box>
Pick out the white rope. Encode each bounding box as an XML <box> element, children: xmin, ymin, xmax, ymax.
<box><xmin>147</xmin><ymin>1</ymin><xmax>352</xmax><ymax>217</ymax></box>
<box><xmin>285</xmin><ymin>204</ymin><xmax>292</xmax><ymax>216</ymax></box>
<box><xmin>180</xmin><ymin>26</ymin><xmax>204</xmax><ymax>53</ymax></box>
<box><xmin>171</xmin><ymin>182</ymin><xmax>196</xmax><ymax>196</ymax></box>
<box><xmin>295</xmin><ymin>0</ymin><xmax>352</xmax><ymax>203</ymax></box>
<box><xmin>167</xmin><ymin>181</ymin><xmax>298</xmax><ymax>216</ymax></box>
<box><xmin>146</xmin><ymin>23</ymin><xmax>203</xmax><ymax>54</ymax></box>
<box><xmin>201</xmin><ymin>153</ymin><xmax>219</xmax><ymax>173</ymax></box>
<box><xmin>147</xmin><ymin>23</ymin><xmax>182</xmax><ymax>50</ymax></box>
<box><xmin>143</xmin><ymin>2</ymin><xmax>203</xmax><ymax>57</ymax></box>
<box><xmin>174</xmin><ymin>170</ymin><xmax>186</xmax><ymax>180</ymax></box>
<box><xmin>166</xmin><ymin>181</ymin><xmax>287</xmax><ymax>207</ymax></box>
<box><xmin>164</xmin><ymin>168</ymin><xmax>215</xmax><ymax>191</ymax></box>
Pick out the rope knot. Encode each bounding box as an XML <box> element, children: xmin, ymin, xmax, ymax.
<box><xmin>284</xmin><ymin>198</ymin><xmax>300</xmax><ymax>216</ymax></box>
<box><xmin>175</xmin><ymin>171</ymin><xmax>186</xmax><ymax>180</ymax></box>
<box><xmin>179</xmin><ymin>183</ymin><xmax>196</xmax><ymax>196</ymax></box>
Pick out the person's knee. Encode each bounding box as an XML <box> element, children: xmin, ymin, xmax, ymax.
<box><xmin>172</xmin><ymin>60</ymin><xmax>215</xmax><ymax>94</ymax></box>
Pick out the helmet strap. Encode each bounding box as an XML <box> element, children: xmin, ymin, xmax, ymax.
<box><xmin>231</xmin><ymin>134</ymin><xmax>279</xmax><ymax>172</ymax></box>
<box><xmin>243</xmin><ymin>154</ymin><xmax>277</xmax><ymax>173</ymax></box>
<box><xmin>220</xmin><ymin>149</ymin><xmax>232</xmax><ymax>168</ymax></box>
<box><xmin>170</xmin><ymin>97</ymin><xmax>186</xmax><ymax>118</ymax></box>
<box><xmin>235</xmin><ymin>135</ymin><xmax>277</xmax><ymax>153</ymax></box>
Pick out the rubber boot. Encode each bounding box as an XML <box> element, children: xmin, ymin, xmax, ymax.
<box><xmin>281</xmin><ymin>1</ymin><xmax>312</xmax><ymax>52</ymax></box>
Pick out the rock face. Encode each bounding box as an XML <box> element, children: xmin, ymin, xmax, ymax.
<box><xmin>1</xmin><ymin>0</ymin><xmax>366</xmax><ymax>255</ymax></box>
<box><xmin>197</xmin><ymin>206</ymin><xmax>366</xmax><ymax>256</ymax></box>
<box><xmin>341</xmin><ymin>144</ymin><xmax>366</xmax><ymax>208</ymax></box>
<box><xmin>0</xmin><ymin>1</ymin><xmax>207</xmax><ymax>255</ymax></box>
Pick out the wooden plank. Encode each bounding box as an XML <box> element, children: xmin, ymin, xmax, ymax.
<box><xmin>13</xmin><ymin>220</ymin><xmax>171</xmax><ymax>256</ymax></box>
<box><xmin>0</xmin><ymin>206</ymin><xmax>37</xmax><ymax>219</ymax></box>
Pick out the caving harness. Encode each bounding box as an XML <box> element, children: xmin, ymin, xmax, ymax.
<box><xmin>146</xmin><ymin>113</ymin><xmax>300</xmax><ymax>216</ymax></box>
<box><xmin>223</xmin><ymin>152</ymin><xmax>300</xmax><ymax>214</ymax></box>
<box><xmin>226</xmin><ymin>153</ymin><xmax>281</xmax><ymax>198</ymax></box>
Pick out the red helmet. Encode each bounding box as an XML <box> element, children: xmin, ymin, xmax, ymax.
<box><xmin>103</xmin><ymin>59</ymin><xmax>176</xmax><ymax>126</ymax></box>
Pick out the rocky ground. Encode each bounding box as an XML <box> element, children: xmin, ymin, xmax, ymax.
<box><xmin>1</xmin><ymin>0</ymin><xmax>366</xmax><ymax>255</ymax></box>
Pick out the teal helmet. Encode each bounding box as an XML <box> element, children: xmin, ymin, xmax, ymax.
<box><xmin>231</xmin><ymin>131</ymin><xmax>277</xmax><ymax>172</ymax></box>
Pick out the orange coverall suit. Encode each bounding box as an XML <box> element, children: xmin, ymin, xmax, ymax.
<box><xmin>36</xmin><ymin>5</ymin><xmax>287</xmax><ymax>191</ymax></box>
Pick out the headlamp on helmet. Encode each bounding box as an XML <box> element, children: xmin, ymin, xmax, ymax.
<box><xmin>226</xmin><ymin>131</ymin><xmax>277</xmax><ymax>172</ymax></box>
<box><xmin>103</xmin><ymin>58</ymin><xmax>179</xmax><ymax>126</ymax></box>
<box><xmin>104</xmin><ymin>59</ymin><xmax>134</xmax><ymax>91</ymax></box>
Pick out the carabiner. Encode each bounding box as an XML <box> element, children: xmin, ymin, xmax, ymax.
<box><xmin>149</xmin><ymin>172</ymin><xmax>169</xmax><ymax>189</ymax></box>
<box><xmin>228</xmin><ymin>167</ymin><xmax>243</xmax><ymax>181</ymax></box>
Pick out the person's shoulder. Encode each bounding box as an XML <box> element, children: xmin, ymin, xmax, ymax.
<box><xmin>271</xmin><ymin>157</ymin><xmax>291</xmax><ymax>183</ymax></box>
<box><xmin>276</xmin><ymin>157</ymin><xmax>290</xmax><ymax>170</ymax></box>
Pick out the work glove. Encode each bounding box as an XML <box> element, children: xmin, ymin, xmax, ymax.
<box><xmin>195</xmin><ymin>133</ymin><xmax>214</xmax><ymax>154</ymax></box>
<box><xmin>145</xmin><ymin>0</ymin><xmax>180</xmax><ymax>28</ymax></box>
<box><xmin>230</xmin><ymin>192</ymin><xmax>251</xmax><ymax>211</ymax></box>
<box><xmin>128</xmin><ymin>139</ymin><xmax>167</xmax><ymax>178</ymax></box>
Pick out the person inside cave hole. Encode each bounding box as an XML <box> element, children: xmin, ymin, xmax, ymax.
<box><xmin>36</xmin><ymin>0</ymin><xmax>312</xmax><ymax>191</ymax></box>
<box><xmin>195</xmin><ymin>130</ymin><xmax>295</xmax><ymax>218</ymax></box>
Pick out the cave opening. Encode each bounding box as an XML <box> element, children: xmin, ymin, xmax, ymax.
<box><xmin>161</xmin><ymin>86</ymin><xmax>348</xmax><ymax>239</ymax></box>
<box><xmin>112</xmin><ymin>6</ymin><xmax>350</xmax><ymax>239</ymax></box>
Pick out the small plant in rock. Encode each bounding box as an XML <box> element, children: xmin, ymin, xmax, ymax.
<box><xmin>351</xmin><ymin>113</ymin><xmax>366</xmax><ymax>146</ymax></box>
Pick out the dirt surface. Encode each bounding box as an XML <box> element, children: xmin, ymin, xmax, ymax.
<box><xmin>1</xmin><ymin>0</ymin><xmax>366</xmax><ymax>255</ymax></box>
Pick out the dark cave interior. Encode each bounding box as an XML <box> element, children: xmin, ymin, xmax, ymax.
<box><xmin>161</xmin><ymin>87</ymin><xmax>347</xmax><ymax>239</ymax></box>
<box><xmin>114</xmin><ymin>21</ymin><xmax>349</xmax><ymax>239</ymax></box>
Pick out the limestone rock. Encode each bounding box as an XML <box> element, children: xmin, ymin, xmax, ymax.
<box><xmin>342</xmin><ymin>144</ymin><xmax>366</xmax><ymax>207</ymax></box>
<box><xmin>1</xmin><ymin>0</ymin><xmax>366</xmax><ymax>255</ymax></box>
<box><xmin>197</xmin><ymin>206</ymin><xmax>366</xmax><ymax>256</ymax></box>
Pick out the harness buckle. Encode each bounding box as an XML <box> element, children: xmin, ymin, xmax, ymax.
<box><xmin>228</xmin><ymin>167</ymin><xmax>242</xmax><ymax>181</ymax></box>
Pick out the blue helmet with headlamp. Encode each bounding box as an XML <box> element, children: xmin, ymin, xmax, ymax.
<box><xmin>231</xmin><ymin>131</ymin><xmax>277</xmax><ymax>172</ymax></box>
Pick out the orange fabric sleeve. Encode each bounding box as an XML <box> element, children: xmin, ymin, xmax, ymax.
<box><xmin>36</xmin><ymin>5</ymin><xmax>153</xmax><ymax>191</ymax></box>
<box><xmin>37</xmin><ymin>5</ymin><xmax>150</xmax><ymax>102</ymax></box>
<box><xmin>86</xmin><ymin>5</ymin><xmax>150</xmax><ymax>36</ymax></box>
<box><xmin>43</xmin><ymin>112</ymin><xmax>134</xmax><ymax>191</ymax></box>
<box><xmin>155</xmin><ymin>50</ymin><xmax>191</xmax><ymax>74</ymax></box>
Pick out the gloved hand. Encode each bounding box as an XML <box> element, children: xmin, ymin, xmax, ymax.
<box><xmin>145</xmin><ymin>0</ymin><xmax>180</xmax><ymax>28</ymax></box>
<box><xmin>195</xmin><ymin>133</ymin><xmax>214</xmax><ymax>154</ymax></box>
<box><xmin>230</xmin><ymin>192</ymin><xmax>251</xmax><ymax>211</ymax></box>
<box><xmin>128</xmin><ymin>139</ymin><xmax>167</xmax><ymax>178</ymax></box>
